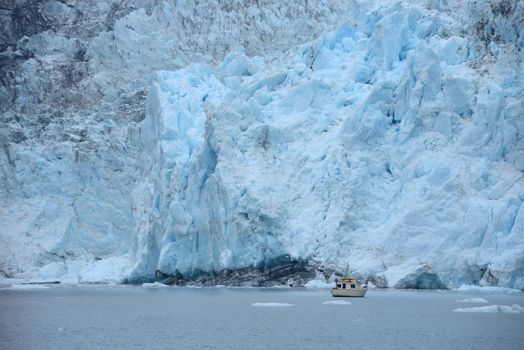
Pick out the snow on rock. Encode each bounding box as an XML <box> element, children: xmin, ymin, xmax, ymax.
<box><xmin>1</xmin><ymin>0</ymin><xmax>523</xmax><ymax>289</ymax></box>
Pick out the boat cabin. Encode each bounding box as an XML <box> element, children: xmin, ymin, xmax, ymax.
<box><xmin>332</xmin><ymin>275</ymin><xmax>367</xmax><ymax>297</ymax></box>
<box><xmin>335</xmin><ymin>277</ymin><xmax>358</xmax><ymax>289</ymax></box>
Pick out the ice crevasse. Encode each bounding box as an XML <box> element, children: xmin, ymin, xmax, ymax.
<box><xmin>128</xmin><ymin>2</ymin><xmax>524</xmax><ymax>289</ymax></box>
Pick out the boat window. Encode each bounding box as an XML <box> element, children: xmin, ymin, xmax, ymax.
<box><xmin>342</xmin><ymin>284</ymin><xmax>346</xmax><ymax>289</ymax></box>
<box><xmin>336</xmin><ymin>284</ymin><xmax>341</xmax><ymax>288</ymax></box>
<box><xmin>351</xmin><ymin>284</ymin><xmax>356</xmax><ymax>288</ymax></box>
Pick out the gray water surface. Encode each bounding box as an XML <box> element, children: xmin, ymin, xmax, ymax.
<box><xmin>1</xmin><ymin>286</ymin><xmax>523</xmax><ymax>349</ymax></box>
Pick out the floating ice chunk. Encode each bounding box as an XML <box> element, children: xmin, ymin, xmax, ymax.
<box><xmin>9</xmin><ymin>284</ymin><xmax>50</xmax><ymax>290</ymax></box>
<box><xmin>511</xmin><ymin>304</ymin><xmax>524</xmax><ymax>312</ymax></box>
<box><xmin>323</xmin><ymin>300</ymin><xmax>352</xmax><ymax>305</ymax></box>
<box><xmin>453</xmin><ymin>304</ymin><xmax>524</xmax><ymax>313</ymax></box>
<box><xmin>142</xmin><ymin>282</ymin><xmax>169</xmax><ymax>288</ymax></box>
<box><xmin>366</xmin><ymin>281</ymin><xmax>377</xmax><ymax>289</ymax></box>
<box><xmin>454</xmin><ymin>285</ymin><xmax>523</xmax><ymax>294</ymax></box>
<box><xmin>304</xmin><ymin>279</ymin><xmax>333</xmax><ymax>289</ymax></box>
<box><xmin>251</xmin><ymin>302</ymin><xmax>295</xmax><ymax>307</ymax></box>
<box><xmin>456</xmin><ymin>298</ymin><xmax>488</xmax><ymax>303</ymax></box>
<box><xmin>78</xmin><ymin>255</ymin><xmax>134</xmax><ymax>284</ymax></box>
<box><xmin>454</xmin><ymin>306</ymin><xmax>498</xmax><ymax>313</ymax></box>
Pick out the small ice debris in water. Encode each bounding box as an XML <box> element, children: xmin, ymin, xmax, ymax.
<box><xmin>456</xmin><ymin>298</ymin><xmax>488</xmax><ymax>303</ymax></box>
<box><xmin>510</xmin><ymin>304</ymin><xmax>524</xmax><ymax>312</ymax></box>
<box><xmin>142</xmin><ymin>282</ymin><xmax>168</xmax><ymax>288</ymax></box>
<box><xmin>251</xmin><ymin>302</ymin><xmax>295</xmax><ymax>307</ymax></box>
<box><xmin>323</xmin><ymin>300</ymin><xmax>352</xmax><ymax>305</ymax></box>
<box><xmin>366</xmin><ymin>281</ymin><xmax>377</xmax><ymax>289</ymax></box>
<box><xmin>453</xmin><ymin>304</ymin><xmax>524</xmax><ymax>313</ymax></box>
<box><xmin>9</xmin><ymin>284</ymin><xmax>50</xmax><ymax>290</ymax></box>
<box><xmin>454</xmin><ymin>285</ymin><xmax>523</xmax><ymax>294</ymax></box>
<box><xmin>304</xmin><ymin>279</ymin><xmax>332</xmax><ymax>289</ymax></box>
<box><xmin>58</xmin><ymin>327</ymin><xmax>65</xmax><ymax>331</ymax></box>
<box><xmin>453</xmin><ymin>306</ymin><xmax>499</xmax><ymax>313</ymax></box>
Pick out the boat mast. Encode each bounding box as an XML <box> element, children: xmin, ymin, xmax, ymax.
<box><xmin>345</xmin><ymin>262</ymin><xmax>349</xmax><ymax>277</ymax></box>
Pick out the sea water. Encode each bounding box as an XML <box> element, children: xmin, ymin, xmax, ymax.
<box><xmin>1</xmin><ymin>287</ymin><xmax>523</xmax><ymax>349</ymax></box>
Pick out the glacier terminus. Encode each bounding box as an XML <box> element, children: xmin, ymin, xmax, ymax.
<box><xmin>0</xmin><ymin>0</ymin><xmax>523</xmax><ymax>290</ymax></box>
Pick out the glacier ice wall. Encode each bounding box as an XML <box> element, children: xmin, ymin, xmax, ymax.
<box><xmin>0</xmin><ymin>0</ymin><xmax>353</xmax><ymax>282</ymax></box>
<box><xmin>1</xmin><ymin>0</ymin><xmax>523</xmax><ymax>289</ymax></box>
<box><xmin>130</xmin><ymin>1</ymin><xmax>524</xmax><ymax>289</ymax></box>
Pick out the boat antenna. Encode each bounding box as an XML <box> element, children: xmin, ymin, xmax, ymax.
<box><xmin>345</xmin><ymin>262</ymin><xmax>349</xmax><ymax>277</ymax></box>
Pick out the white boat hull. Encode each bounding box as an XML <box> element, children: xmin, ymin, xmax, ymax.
<box><xmin>331</xmin><ymin>288</ymin><xmax>367</xmax><ymax>297</ymax></box>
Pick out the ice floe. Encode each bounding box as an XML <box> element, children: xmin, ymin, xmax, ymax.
<box><xmin>251</xmin><ymin>303</ymin><xmax>295</xmax><ymax>307</ymax></box>
<box><xmin>304</xmin><ymin>279</ymin><xmax>333</xmax><ymax>289</ymax></box>
<box><xmin>454</xmin><ymin>285</ymin><xmax>523</xmax><ymax>294</ymax></box>
<box><xmin>453</xmin><ymin>304</ymin><xmax>524</xmax><ymax>314</ymax></box>
<box><xmin>323</xmin><ymin>300</ymin><xmax>352</xmax><ymax>305</ymax></box>
<box><xmin>456</xmin><ymin>298</ymin><xmax>488</xmax><ymax>303</ymax></box>
<box><xmin>142</xmin><ymin>282</ymin><xmax>169</xmax><ymax>288</ymax></box>
<box><xmin>8</xmin><ymin>284</ymin><xmax>50</xmax><ymax>290</ymax></box>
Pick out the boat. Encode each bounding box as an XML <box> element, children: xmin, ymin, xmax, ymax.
<box><xmin>331</xmin><ymin>276</ymin><xmax>367</xmax><ymax>297</ymax></box>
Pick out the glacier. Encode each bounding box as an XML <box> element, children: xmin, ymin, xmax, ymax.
<box><xmin>1</xmin><ymin>0</ymin><xmax>523</xmax><ymax>290</ymax></box>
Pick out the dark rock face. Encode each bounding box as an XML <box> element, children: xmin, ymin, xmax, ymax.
<box><xmin>1</xmin><ymin>0</ymin><xmax>51</xmax><ymax>51</ymax></box>
<box><xmin>154</xmin><ymin>255</ymin><xmax>317</xmax><ymax>287</ymax></box>
<box><xmin>473</xmin><ymin>0</ymin><xmax>523</xmax><ymax>47</ymax></box>
<box><xmin>0</xmin><ymin>1</ymin><xmax>135</xmax><ymax>114</ymax></box>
